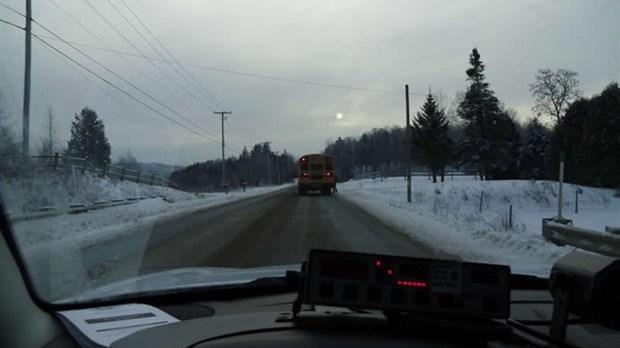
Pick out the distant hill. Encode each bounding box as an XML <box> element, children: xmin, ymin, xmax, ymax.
<box><xmin>140</xmin><ymin>162</ymin><xmax>185</xmax><ymax>178</ymax></box>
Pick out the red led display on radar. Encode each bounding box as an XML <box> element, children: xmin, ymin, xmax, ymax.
<box><xmin>396</xmin><ymin>280</ymin><xmax>427</xmax><ymax>288</ymax></box>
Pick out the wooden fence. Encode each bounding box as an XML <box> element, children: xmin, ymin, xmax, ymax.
<box><xmin>1</xmin><ymin>154</ymin><xmax>175</xmax><ymax>188</ymax></box>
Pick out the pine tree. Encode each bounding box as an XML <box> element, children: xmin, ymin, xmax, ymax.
<box><xmin>457</xmin><ymin>48</ymin><xmax>509</xmax><ymax>180</ymax></box>
<box><xmin>518</xmin><ymin>117</ymin><xmax>550</xmax><ymax>179</ymax></box>
<box><xmin>66</xmin><ymin>107</ymin><xmax>111</xmax><ymax>167</ymax></box>
<box><xmin>412</xmin><ymin>91</ymin><xmax>452</xmax><ymax>182</ymax></box>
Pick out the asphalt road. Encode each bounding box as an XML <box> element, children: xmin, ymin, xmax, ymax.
<box><xmin>139</xmin><ymin>187</ymin><xmax>450</xmax><ymax>273</ymax></box>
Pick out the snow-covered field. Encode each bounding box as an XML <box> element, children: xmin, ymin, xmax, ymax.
<box><xmin>339</xmin><ymin>176</ymin><xmax>620</xmax><ymax>277</ymax></box>
<box><xmin>0</xmin><ymin>171</ymin><xmax>200</xmax><ymax>215</ymax></box>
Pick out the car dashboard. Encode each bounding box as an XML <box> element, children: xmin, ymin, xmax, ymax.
<box><xmin>38</xmin><ymin>250</ymin><xmax>620</xmax><ymax>348</ymax></box>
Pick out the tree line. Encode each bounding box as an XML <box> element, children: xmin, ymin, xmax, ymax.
<box><xmin>169</xmin><ymin>142</ymin><xmax>297</xmax><ymax>191</ymax></box>
<box><xmin>324</xmin><ymin>48</ymin><xmax>619</xmax><ymax>189</ymax></box>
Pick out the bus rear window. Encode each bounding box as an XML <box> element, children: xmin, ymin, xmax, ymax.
<box><xmin>326</xmin><ymin>164</ymin><xmax>333</xmax><ymax>170</ymax></box>
<box><xmin>311</xmin><ymin>164</ymin><xmax>323</xmax><ymax>170</ymax></box>
<box><xmin>301</xmin><ymin>164</ymin><xmax>309</xmax><ymax>170</ymax></box>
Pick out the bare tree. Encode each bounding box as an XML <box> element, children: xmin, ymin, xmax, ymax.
<box><xmin>0</xmin><ymin>91</ymin><xmax>21</xmax><ymax>169</ymax></box>
<box><xmin>116</xmin><ymin>150</ymin><xmax>141</xmax><ymax>170</ymax></box>
<box><xmin>529</xmin><ymin>68</ymin><xmax>581</xmax><ymax>123</ymax></box>
<box><xmin>38</xmin><ymin>107</ymin><xmax>61</xmax><ymax>156</ymax></box>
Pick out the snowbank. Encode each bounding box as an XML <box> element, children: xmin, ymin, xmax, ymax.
<box><xmin>10</xmin><ymin>184</ymin><xmax>291</xmax><ymax>251</ymax></box>
<box><xmin>338</xmin><ymin>176</ymin><xmax>620</xmax><ymax>277</ymax></box>
<box><xmin>0</xmin><ymin>171</ymin><xmax>198</xmax><ymax>214</ymax></box>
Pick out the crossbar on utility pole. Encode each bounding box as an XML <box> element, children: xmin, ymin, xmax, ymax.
<box><xmin>22</xmin><ymin>0</ymin><xmax>32</xmax><ymax>158</ymax></box>
<box><xmin>406</xmin><ymin>84</ymin><xmax>412</xmax><ymax>203</ymax></box>
<box><xmin>214</xmin><ymin>111</ymin><xmax>231</xmax><ymax>193</ymax></box>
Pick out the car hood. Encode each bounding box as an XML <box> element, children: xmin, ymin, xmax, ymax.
<box><xmin>61</xmin><ymin>264</ymin><xmax>301</xmax><ymax>304</ymax></box>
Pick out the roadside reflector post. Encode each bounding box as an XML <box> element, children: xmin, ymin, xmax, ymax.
<box><xmin>558</xmin><ymin>152</ymin><xmax>565</xmax><ymax>219</ymax></box>
<box><xmin>405</xmin><ymin>84</ymin><xmax>412</xmax><ymax>203</ymax></box>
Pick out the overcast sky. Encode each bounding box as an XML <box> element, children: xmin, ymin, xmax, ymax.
<box><xmin>1</xmin><ymin>0</ymin><xmax>618</xmax><ymax>165</ymax></box>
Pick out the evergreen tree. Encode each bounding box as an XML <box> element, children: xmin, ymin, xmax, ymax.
<box><xmin>66</xmin><ymin>107</ymin><xmax>111</xmax><ymax>167</ymax></box>
<box><xmin>488</xmin><ymin>110</ymin><xmax>521</xmax><ymax>179</ymax></box>
<box><xmin>412</xmin><ymin>91</ymin><xmax>452</xmax><ymax>182</ymax></box>
<box><xmin>457</xmin><ymin>48</ymin><xmax>511</xmax><ymax>180</ymax></box>
<box><xmin>518</xmin><ymin>117</ymin><xmax>550</xmax><ymax>179</ymax></box>
<box><xmin>549</xmin><ymin>83</ymin><xmax>619</xmax><ymax>187</ymax></box>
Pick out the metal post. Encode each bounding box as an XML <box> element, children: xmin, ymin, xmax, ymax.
<box><xmin>558</xmin><ymin>152</ymin><xmax>565</xmax><ymax>218</ymax></box>
<box><xmin>267</xmin><ymin>152</ymin><xmax>271</xmax><ymax>185</ymax></box>
<box><xmin>22</xmin><ymin>0</ymin><xmax>32</xmax><ymax>158</ymax></box>
<box><xmin>214</xmin><ymin>111</ymin><xmax>231</xmax><ymax>192</ymax></box>
<box><xmin>575</xmin><ymin>188</ymin><xmax>582</xmax><ymax>213</ymax></box>
<box><xmin>275</xmin><ymin>151</ymin><xmax>281</xmax><ymax>185</ymax></box>
<box><xmin>351</xmin><ymin>141</ymin><xmax>356</xmax><ymax>179</ymax></box>
<box><xmin>405</xmin><ymin>84</ymin><xmax>411</xmax><ymax>203</ymax></box>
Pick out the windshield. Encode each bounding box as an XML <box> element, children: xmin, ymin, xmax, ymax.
<box><xmin>0</xmin><ymin>0</ymin><xmax>618</xmax><ymax>305</ymax></box>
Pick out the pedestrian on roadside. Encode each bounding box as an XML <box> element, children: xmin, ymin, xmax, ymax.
<box><xmin>332</xmin><ymin>175</ymin><xmax>338</xmax><ymax>194</ymax></box>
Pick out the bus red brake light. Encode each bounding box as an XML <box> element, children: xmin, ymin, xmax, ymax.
<box><xmin>325</xmin><ymin>172</ymin><xmax>332</xmax><ymax>177</ymax></box>
<box><xmin>301</xmin><ymin>156</ymin><xmax>307</xmax><ymax>162</ymax></box>
<box><xmin>302</xmin><ymin>172</ymin><xmax>309</xmax><ymax>178</ymax></box>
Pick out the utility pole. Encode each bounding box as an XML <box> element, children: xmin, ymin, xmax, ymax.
<box><xmin>275</xmin><ymin>151</ymin><xmax>281</xmax><ymax>185</ymax></box>
<box><xmin>214</xmin><ymin>111</ymin><xmax>231</xmax><ymax>193</ymax></box>
<box><xmin>22</xmin><ymin>0</ymin><xmax>32</xmax><ymax>158</ymax></box>
<box><xmin>265</xmin><ymin>141</ymin><xmax>272</xmax><ymax>185</ymax></box>
<box><xmin>405</xmin><ymin>84</ymin><xmax>412</xmax><ymax>203</ymax></box>
<box><xmin>267</xmin><ymin>153</ymin><xmax>271</xmax><ymax>185</ymax></box>
<box><xmin>557</xmin><ymin>151</ymin><xmax>565</xmax><ymax>219</ymax></box>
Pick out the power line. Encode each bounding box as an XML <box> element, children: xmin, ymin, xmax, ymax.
<box><xmin>30</xmin><ymin>34</ymin><xmax>412</xmax><ymax>96</ymax></box>
<box><xmin>32</xmin><ymin>36</ymin><xmax>211</xmax><ymax>141</ymax></box>
<box><xmin>80</xmin><ymin>0</ymin><xmax>216</xmax><ymax>114</ymax></box>
<box><xmin>36</xmin><ymin>34</ymin><xmax>241</xmax><ymax>155</ymax></box>
<box><xmin>36</xmin><ymin>33</ymin><xmax>134</xmax><ymax>110</ymax></box>
<box><xmin>113</xmin><ymin>0</ymin><xmax>262</xmax><ymax>150</ymax></box>
<box><xmin>0</xmin><ymin>17</ymin><xmax>23</xmax><ymax>30</ymax></box>
<box><xmin>110</xmin><ymin>0</ymin><xmax>223</xmax><ymax>111</ymax></box>
<box><xmin>32</xmin><ymin>21</ymin><xmax>229</xmax><ymax>147</ymax></box>
<box><xmin>33</xmin><ymin>33</ymin><xmax>270</xmax><ymax>143</ymax></box>
<box><xmin>46</xmin><ymin>0</ymin><xmax>213</xmax><ymax>130</ymax></box>
<box><xmin>0</xmin><ymin>3</ymin><xmax>25</xmax><ymax>17</ymax></box>
<box><xmin>5</xmin><ymin>7</ymin><xmax>260</xmax><ymax>156</ymax></box>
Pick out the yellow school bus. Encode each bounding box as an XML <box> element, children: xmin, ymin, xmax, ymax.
<box><xmin>297</xmin><ymin>154</ymin><xmax>335</xmax><ymax>195</ymax></box>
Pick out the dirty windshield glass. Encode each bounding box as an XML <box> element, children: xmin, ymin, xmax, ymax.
<box><xmin>0</xmin><ymin>0</ymin><xmax>618</xmax><ymax>304</ymax></box>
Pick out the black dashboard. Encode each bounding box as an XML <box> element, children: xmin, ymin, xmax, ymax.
<box><xmin>37</xmin><ymin>249</ymin><xmax>620</xmax><ymax>348</ymax></box>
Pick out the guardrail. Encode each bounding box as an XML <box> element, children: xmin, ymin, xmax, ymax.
<box><xmin>352</xmin><ymin>171</ymin><xmax>474</xmax><ymax>181</ymax></box>
<box><xmin>1</xmin><ymin>155</ymin><xmax>174</xmax><ymax>188</ymax></box>
<box><xmin>542</xmin><ymin>218</ymin><xmax>620</xmax><ymax>258</ymax></box>
<box><xmin>7</xmin><ymin>196</ymin><xmax>163</xmax><ymax>222</ymax></box>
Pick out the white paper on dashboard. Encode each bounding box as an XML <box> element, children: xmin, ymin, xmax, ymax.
<box><xmin>57</xmin><ymin>303</ymin><xmax>179</xmax><ymax>347</ymax></box>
